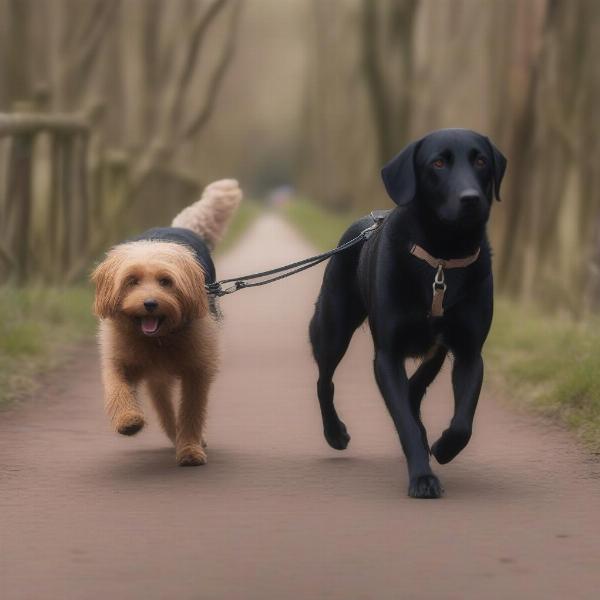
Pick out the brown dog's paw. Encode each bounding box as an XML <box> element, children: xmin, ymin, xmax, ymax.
<box><xmin>115</xmin><ymin>412</ymin><xmax>145</xmax><ymax>436</ymax></box>
<box><xmin>177</xmin><ymin>445</ymin><xmax>207</xmax><ymax>466</ymax></box>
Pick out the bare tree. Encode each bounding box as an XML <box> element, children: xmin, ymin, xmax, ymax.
<box><xmin>496</xmin><ymin>0</ymin><xmax>600</xmax><ymax>312</ymax></box>
<box><xmin>129</xmin><ymin>0</ymin><xmax>243</xmax><ymax>190</ymax></box>
<box><xmin>361</xmin><ymin>0</ymin><xmax>418</xmax><ymax>163</ymax></box>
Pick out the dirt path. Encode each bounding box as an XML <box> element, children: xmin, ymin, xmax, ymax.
<box><xmin>1</xmin><ymin>214</ymin><xmax>599</xmax><ymax>600</ymax></box>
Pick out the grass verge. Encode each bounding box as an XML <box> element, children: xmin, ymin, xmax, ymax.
<box><xmin>282</xmin><ymin>198</ymin><xmax>356</xmax><ymax>251</ymax></box>
<box><xmin>0</xmin><ymin>286</ymin><xmax>95</xmax><ymax>407</ymax></box>
<box><xmin>284</xmin><ymin>198</ymin><xmax>600</xmax><ymax>452</ymax></box>
<box><xmin>217</xmin><ymin>200</ymin><xmax>262</xmax><ymax>254</ymax></box>
<box><xmin>486</xmin><ymin>300</ymin><xmax>600</xmax><ymax>452</ymax></box>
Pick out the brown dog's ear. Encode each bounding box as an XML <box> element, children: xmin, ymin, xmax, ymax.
<box><xmin>485</xmin><ymin>137</ymin><xmax>507</xmax><ymax>201</ymax></box>
<box><xmin>91</xmin><ymin>250</ymin><xmax>124</xmax><ymax>318</ymax></box>
<box><xmin>381</xmin><ymin>139</ymin><xmax>421</xmax><ymax>206</ymax></box>
<box><xmin>173</xmin><ymin>253</ymin><xmax>209</xmax><ymax>320</ymax></box>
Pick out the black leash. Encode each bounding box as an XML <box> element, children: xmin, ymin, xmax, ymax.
<box><xmin>206</xmin><ymin>210</ymin><xmax>387</xmax><ymax>297</ymax></box>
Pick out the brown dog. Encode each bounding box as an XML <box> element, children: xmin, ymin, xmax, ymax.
<box><xmin>92</xmin><ymin>179</ymin><xmax>242</xmax><ymax>465</ymax></box>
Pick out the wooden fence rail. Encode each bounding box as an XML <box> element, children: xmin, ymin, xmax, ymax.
<box><xmin>0</xmin><ymin>100</ymin><xmax>203</xmax><ymax>286</ymax></box>
<box><xmin>0</xmin><ymin>108</ymin><xmax>129</xmax><ymax>284</ymax></box>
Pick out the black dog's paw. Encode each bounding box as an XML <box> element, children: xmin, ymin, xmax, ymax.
<box><xmin>324</xmin><ymin>420</ymin><xmax>351</xmax><ymax>450</ymax></box>
<box><xmin>431</xmin><ymin>427</ymin><xmax>471</xmax><ymax>464</ymax></box>
<box><xmin>408</xmin><ymin>474</ymin><xmax>444</xmax><ymax>499</ymax></box>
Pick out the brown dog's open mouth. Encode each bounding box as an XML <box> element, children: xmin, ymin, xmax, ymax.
<box><xmin>139</xmin><ymin>316</ymin><xmax>164</xmax><ymax>336</ymax></box>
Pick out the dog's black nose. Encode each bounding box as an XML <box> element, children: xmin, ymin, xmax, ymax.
<box><xmin>460</xmin><ymin>190</ymin><xmax>482</xmax><ymax>205</ymax></box>
<box><xmin>143</xmin><ymin>299</ymin><xmax>158</xmax><ymax>312</ymax></box>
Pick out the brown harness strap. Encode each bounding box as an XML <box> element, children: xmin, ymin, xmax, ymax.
<box><xmin>409</xmin><ymin>244</ymin><xmax>481</xmax><ymax>317</ymax></box>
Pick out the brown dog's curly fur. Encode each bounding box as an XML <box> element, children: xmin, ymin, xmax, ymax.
<box><xmin>92</xmin><ymin>179</ymin><xmax>241</xmax><ymax>466</ymax></box>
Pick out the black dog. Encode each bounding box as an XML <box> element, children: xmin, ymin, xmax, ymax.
<box><xmin>309</xmin><ymin>129</ymin><xmax>507</xmax><ymax>498</ymax></box>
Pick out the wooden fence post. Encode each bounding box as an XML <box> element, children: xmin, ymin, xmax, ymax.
<box><xmin>103</xmin><ymin>150</ymin><xmax>130</xmax><ymax>242</ymax></box>
<box><xmin>64</xmin><ymin>149</ymin><xmax>130</xmax><ymax>283</ymax></box>
<box><xmin>48</xmin><ymin>133</ymin><xmax>62</xmax><ymax>281</ymax></box>
<box><xmin>75</xmin><ymin>132</ymin><xmax>91</xmax><ymax>262</ymax></box>
<box><xmin>7</xmin><ymin>133</ymin><xmax>34</xmax><ymax>284</ymax></box>
<box><xmin>59</xmin><ymin>134</ymin><xmax>74</xmax><ymax>275</ymax></box>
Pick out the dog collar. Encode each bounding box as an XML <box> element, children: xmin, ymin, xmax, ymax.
<box><xmin>409</xmin><ymin>244</ymin><xmax>481</xmax><ymax>317</ymax></box>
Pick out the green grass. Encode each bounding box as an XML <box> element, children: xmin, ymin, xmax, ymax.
<box><xmin>217</xmin><ymin>199</ymin><xmax>262</xmax><ymax>254</ymax></box>
<box><xmin>283</xmin><ymin>198</ymin><xmax>356</xmax><ymax>251</ymax></box>
<box><xmin>487</xmin><ymin>300</ymin><xmax>600</xmax><ymax>452</ymax></box>
<box><xmin>284</xmin><ymin>198</ymin><xmax>600</xmax><ymax>452</ymax></box>
<box><xmin>0</xmin><ymin>286</ymin><xmax>96</xmax><ymax>406</ymax></box>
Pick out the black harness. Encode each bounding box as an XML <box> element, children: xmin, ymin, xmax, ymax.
<box><xmin>129</xmin><ymin>227</ymin><xmax>216</xmax><ymax>284</ymax></box>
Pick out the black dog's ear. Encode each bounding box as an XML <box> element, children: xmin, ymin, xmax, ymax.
<box><xmin>486</xmin><ymin>137</ymin><xmax>507</xmax><ymax>201</ymax></box>
<box><xmin>381</xmin><ymin>140</ymin><xmax>420</xmax><ymax>206</ymax></box>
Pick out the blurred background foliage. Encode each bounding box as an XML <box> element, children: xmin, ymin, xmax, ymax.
<box><xmin>301</xmin><ymin>0</ymin><xmax>599</xmax><ymax>314</ymax></box>
<box><xmin>0</xmin><ymin>0</ymin><xmax>598</xmax><ymax>309</ymax></box>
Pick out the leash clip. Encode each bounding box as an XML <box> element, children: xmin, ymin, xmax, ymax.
<box><xmin>206</xmin><ymin>282</ymin><xmax>224</xmax><ymax>297</ymax></box>
<box><xmin>206</xmin><ymin>281</ymin><xmax>246</xmax><ymax>297</ymax></box>
<box><xmin>433</xmin><ymin>264</ymin><xmax>447</xmax><ymax>291</ymax></box>
<box><xmin>222</xmin><ymin>281</ymin><xmax>247</xmax><ymax>295</ymax></box>
<box><xmin>430</xmin><ymin>264</ymin><xmax>447</xmax><ymax>318</ymax></box>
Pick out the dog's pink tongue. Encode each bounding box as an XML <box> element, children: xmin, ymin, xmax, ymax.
<box><xmin>141</xmin><ymin>317</ymin><xmax>159</xmax><ymax>334</ymax></box>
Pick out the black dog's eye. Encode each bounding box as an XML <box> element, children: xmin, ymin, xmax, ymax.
<box><xmin>432</xmin><ymin>158</ymin><xmax>445</xmax><ymax>169</ymax></box>
<box><xmin>127</xmin><ymin>277</ymin><xmax>139</xmax><ymax>287</ymax></box>
<box><xmin>158</xmin><ymin>277</ymin><xmax>172</xmax><ymax>288</ymax></box>
<box><xmin>475</xmin><ymin>156</ymin><xmax>487</xmax><ymax>168</ymax></box>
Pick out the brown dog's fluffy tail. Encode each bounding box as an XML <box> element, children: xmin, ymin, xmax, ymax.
<box><xmin>171</xmin><ymin>179</ymin><xmax>242</xmax><ymax>249</ymax></box>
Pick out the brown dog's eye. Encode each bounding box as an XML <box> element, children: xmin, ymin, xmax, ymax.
<box><xmin>432</xmin><ymin>159</ymin><xmax>445</xmax><ymax>169</ymax></box>
<box><xmin>128</xmin><ymin>278</ymin><xmax>139</xmax><ymax>287</ymax></box>
<box><xmin>475</xmin><ymin>156</ymin><xmax>487</xmax><ymax>168</ymax></box>
<box><xmin>159</xmin><ymin>277</ymin><xmax>172</xmax><ymax>288</ymax></box>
